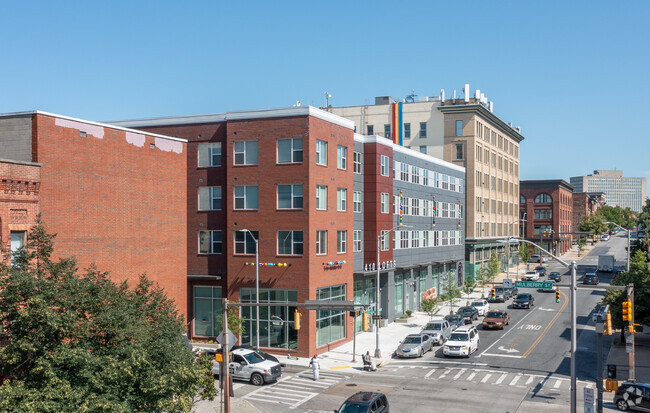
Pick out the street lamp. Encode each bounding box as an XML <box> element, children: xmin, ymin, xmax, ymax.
<box><xmin>604</xmin><ymin>222</ymin><xmax>630</xmax><ymax>271</ymax></box>
<box><xmin>240</xmin><ymin>229</ymin><xmax>260</xmax><ymax>350</ymax></box>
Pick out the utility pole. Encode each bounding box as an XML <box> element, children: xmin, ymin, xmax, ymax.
<box><xmin>222</xmin><ymin>298</ymin><xmax>230</xmax><ymax>413</ymax></box>
<box><xmin>627</xmin><ymin>284</ymin><xmax>635</xmax><ymax>381</ymax></box>
<box><xmin>570</xmin><ymin>260</ymin><xmax>577</xmax><ymax>413</ymax></box>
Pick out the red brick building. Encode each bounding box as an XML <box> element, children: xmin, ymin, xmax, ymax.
<box><xmin>519</xmin><ymin>180</ymin><xmax>574</xmax><ymax>256</ymax></box>
<box><xmin>572</xmin><ymin>192</ymin><xmax>605</xmax><ymax>233</ymax></box>
<box><xmin>0</xmin><ymin>111</ymin><xmax>187</xmax><ymax>316</ymax></box>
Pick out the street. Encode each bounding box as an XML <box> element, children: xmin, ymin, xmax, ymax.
<box><xmin>234</xmin><ymin>234</ymin><xmax>628</xmax><ymax>412</ymax></box>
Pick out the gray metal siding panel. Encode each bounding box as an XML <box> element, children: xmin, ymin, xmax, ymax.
<box><xmin>0</xmin><ymin>115</ymin><xmax>33</xmax><ymax>162</ymax></box>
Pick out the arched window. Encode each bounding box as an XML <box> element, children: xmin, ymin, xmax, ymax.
<box><xmin>520</xmin><ymin>195</ymin><xmax>526</xmax><ymax>204</ymax></box>
<box><xmin>534</xmin><ymin>193</ymin><xmax>552</xmax><ymax>203</ymax></box>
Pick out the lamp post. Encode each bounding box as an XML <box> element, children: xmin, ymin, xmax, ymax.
<box><xmin>240</xmin><ymin>229</ymin><xmax>260</xmax><ymax>350</ymax></box>
<box><xmin>603</xmin><ymin>222</ymin><xmax>630</xmax><ymax>272</ymax></box>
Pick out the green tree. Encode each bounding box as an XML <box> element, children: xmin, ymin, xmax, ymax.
<box><xmin>578</xmin><ymin>238</ymin><xmax>587</xmax><ymax>256</ymax></box>
<box><xmin>421</xmin><ymin>298</ymin><xmax>441</xmax><ymax>320</ymax></box>
<box><xmin>480</xmin><ymin>253</ymin><xmax>501</xmax><ymax>286</ymax></box>
<box><xmin>440</xmin><ymin>272</ymin><xmax>462</xmax><ymax>314</ymax></box>
<box><xmin>0</xmin><ymin>219</ymin><xmax>214</xmax><ymax>412</ymax></box>
<box><xmin>580</xmin><ymin>213</ymin><xmax>607</xmax><ymax>239</ymax></box>
<box><xmin>518</xmin><ymin>243</ymin><xmax>531</xmax><ymax>266</ymax></box>
<box><xmin>604</xmin><ymin>250</ymin><xmax>650</xmax><ymax>331</ymax></box>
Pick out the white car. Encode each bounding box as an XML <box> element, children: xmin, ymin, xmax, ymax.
<box><xmin>443</xmin><ymin>325</ymin><xmax>480</xmax><ymax>358</ymax></box>
<box><xmin>471</xmin><ymin>299</ymin><xmax>490</xmax><ymax>316</ymax></box>
<box><xmin>523</xmin><ymin>271</ymin><xmax>540</xmax><ymax>281</ymax></box>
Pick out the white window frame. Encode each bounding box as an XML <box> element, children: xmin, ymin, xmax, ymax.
<box><xmin>277</xmin><ymin>184</ymin><xmax>303</xmax><ymax>209</ymax></box>
<box><xmin>198</xmin><ymin>186</ymin><xmax>222</xmax><ymax>211</ymax></box>
<box><xmin>199</xmin><ymin>230</ymin><xmax>222</xmax><ymax>254</ymax></box>
<box><xmin>198</xmin><ymin>142</ymin><xmax>222</xmax><ymax>167</ymax></box>
<box><xmin>277</xmin><ymin>230</ymin><xmax>304</xmax><ymax>255</ymax></box>
<box><xmin>353</xmin><ymin>230</ymin><xmax>362</xmax><ymax>252</ymax></box>
<box><xmin>316</xmin><ymin>185</ymin><xmax>328</xmax><ymax>210</ymax></box>
<box><xmin>380</xmin><ymin>155</ymin><xmax>390</xmax><ymax>176</ymax></box>
<box><xmin>353</xmin><ymin>191</ymin><xmax>362</xmax><ymax>213</ymax></box>
<box><xmin>381</xmin><ymin>230</ymin><xmax>389</xmax><ymax>251</ymax></box>
<box><xmin>234</xmin><ymin>230</ymin><xmax>258</xmax><ymax>254</ymax></box>
<box><xmin>381</xmin><ymin>193</ymin><xmax>390</xmax><ymax>214</ymax></box>
<box><xmin>316</xmin><ymin>140</ymin><xmax>328</xmax><ymax>166</ymax></box>
<box><xmin>337</xmin><ymin>188</ymin><xmax>347</xmax><ymax>211</ymax></box>
<box><xmin>337</xmin><ymin>230</ymin><xmax>347</xmax><ymax>253</ymax></box>
<box><xmin>234</xmin><ymin>185</ymin><xmax>259</xmax><ymax>210</ymax></box>
<box><xmin>234</xmin><ymin>141</ymin><xmax>258</xmax><ymax>165</ymax></box>
<box><xmin>316</xmin><ymin>230</ymin><xmax>327</xmax><ymax>254</ymax></box>
<box><xmin>277</xmin><ymin>138</ymin><xmax>303</xmax><ymax>164</ymax></box>
<box><xmin>337</xmin><ymin>145</ymin><xmax>347</xmax><ymax>170</ymax></box>
<box><xmin>353</xmin><ymin>151</ymin><xmax>362</xmax><ymax>174</ymax></box>
<box><xmin>411</xmin><ymin>165</ymin><xmax>420</xmax><ymax>184</ymax></box>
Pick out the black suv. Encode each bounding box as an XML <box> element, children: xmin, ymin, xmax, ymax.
<box><xmin>336</xmin><ymin>392</ymin><xmax>389</xmax><ymax>413</ymax></box>
<box><xmin>457</xmin><ymin>306</ymin><xmax>479</xmax><ymax>323</ymax></box>
<box><xmin>548</xmin><ymin>272</ymin><xmax>562</xmax><ymax>282</ymax></box>
<box><xmin>613</xmin><ymin>381</ymin><xmax>650</xmax><ymax>411</ymax></box>
<box><xmin>535</xmin><ymin>266</ymin><xmax>547</xmax><ymax>277</ymax></box>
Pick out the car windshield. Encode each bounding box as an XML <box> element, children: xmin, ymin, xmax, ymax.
<box><xmin>425</xmin><ymin>323</ymin><xmax>442</xmax><ymax>330</ymax></box>
<box><xmin>459</xmin><ymin>308</ymin><xmax>471</xmax><ymax>314</ymax></box>
<box><xmin>403</xmin><ymin>336</ymin><xmax>422</xmax><ymax>344</ymax></box>
<box><xmin>339</xmin><ymin>402</ymin><xmax>370</xmax><ymax>413</ymax></box>
<box><xmin>446</xmin><ymin>315</ymin><xmax>461</xmax><ymax>322</ymax></box>
<box><xmin>242</xmin><ymin>352</ymin><xmax>265</xmax><ymax>364</ymax></box>
<box><xmin>472</xmin><ymin>301</ymin><xmax>484</xmax><ymax>307</ymax></box>
<box><xmin>515</xmin><ymin>294</ymin><xmax>529</xmax><ymax>300</ymax></box>
<box><xmin>486</xmin><ymin>312</ymin><xmax>504</xmax><ymax>318</ymax></box>
<box><xmin>449</xmin><ymin>332</ymin><xmax>469</xmax><ymax>341</ymax></box>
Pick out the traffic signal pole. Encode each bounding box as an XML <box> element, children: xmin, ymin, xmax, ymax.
<box><xmin>628</xmin><ymin>284</ymin><xmax>635</xmax><ymax>382</ymax></box>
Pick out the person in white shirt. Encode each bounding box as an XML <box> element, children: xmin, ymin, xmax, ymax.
<box><xmin>309</xmin><ymin>354</ymin><xmax>320</xmax><ymax>380</ymax></box>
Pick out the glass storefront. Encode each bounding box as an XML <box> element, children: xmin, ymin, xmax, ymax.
<box><xmin>240</xmin><ymin>288</ymin><xmax>298</xmax><ymax>349</ymax></box>
<box><xmin>418</xmin><ymin>269</ymin><xmax>427</xmax><ymax>309</ymax></box>
<box><xmin>193</xmin><ymin>286</ymin><xmax>222</xmax><ymax>337</ymax></box>
<box><xmin>394</xmin><ymin>274</ymin><xmax>403</xmax><ymax>315</ymax></box>
<box><xmin>317</xmin><ymin>284</ymin><xmax>346</xmax><ymax>346</ymax></box>
<box><xmin>353</xmin><ymin>279</ymin><xmax>377</xmax><ymax>333</ymax></box>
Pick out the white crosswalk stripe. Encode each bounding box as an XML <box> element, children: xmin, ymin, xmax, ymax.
<box><xmin>241</xmin><ymin>369</ymin><xmax>346</xmax><ymax>410</ymax></box>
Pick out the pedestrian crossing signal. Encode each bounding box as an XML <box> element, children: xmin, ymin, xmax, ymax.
<box><xmin>555</xmin><ymin>290</ymin><xmax>561</xmax><ymax>303</ymax></box>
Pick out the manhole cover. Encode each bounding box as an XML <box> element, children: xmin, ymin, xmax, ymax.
<box><xmin>346</xmin><ymin>384</ymin><xmax>357</xmax><ymax>387</ymax></box>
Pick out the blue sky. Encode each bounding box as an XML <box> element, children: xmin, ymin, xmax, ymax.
<box><xmin>1</xmin><ymin>1</ymin><xmax>649</xmax><ymax>193</ymax></box>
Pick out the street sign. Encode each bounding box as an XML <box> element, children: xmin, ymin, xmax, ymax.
<box><xmin>503</xmin><ymin>279</ymin><xmax>513</xmax><ymax>289</ymax></box>
<box><xmin>372</xmin><ymin>315</ymin><xmax>382</xmax><ymax>320</ymax></box>
<box><xmin>366</xmin><ymin>310</ymin><xmax>375</xmax><ymax>314</ymax></box>
<box><xmin>515</xmin><ymin>281</ymin><xmax>553</xmax><ymax>289</ymax></box>
<box><xmin>216</xmin><ymin>328</ymin><xmax>237</xmax><ymax>350</ymax></box>
<box><xmin>584</xmin><ymin>387</ymin><xmax>595</xmax><ymax>413</ymax></box>
<box><xmin>304</xmin><ymin>300</ymin><xmax>356</xmax><ymax>311</ymax></box>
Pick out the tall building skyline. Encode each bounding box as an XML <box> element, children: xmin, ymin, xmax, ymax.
<box><xmin>569</xmin><ymin>170</ymin><xmax>647</xmax><ymax>213</ymax></box>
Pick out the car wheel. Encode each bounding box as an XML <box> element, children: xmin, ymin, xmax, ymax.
<box><xmin>250</xmin><ymin>373</ymin><xmax>264</xmax><ymax>386</ymax></box>
<box><xmin>616</xmin><ymin>399</ymin><xmax>629</xmax><ymax>411</ymax></box>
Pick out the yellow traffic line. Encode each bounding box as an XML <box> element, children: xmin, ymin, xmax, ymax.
<box><xmin>521</xmin><ymin>289</ymin><xmax>568</xmax><ymax>358</ymax></box>
<box><xmin>330</xmin><ymin>365</ymin><xmax>351</xmax><ymax>369</ymax></box>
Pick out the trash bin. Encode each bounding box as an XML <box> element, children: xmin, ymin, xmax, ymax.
<box><xmin>607</xmin><ymin>364</ymin><xmax>616</xmax><ymax>379</ymax></box>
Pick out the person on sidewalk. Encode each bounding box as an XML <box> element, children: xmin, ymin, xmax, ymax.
<box><xmin>362</xmin><ymin>351</ymin><xmax>376</xmax><ymax>371</ymax></box>
<box><xmin>309</xmin><ymin>354</ymin><xmax>320</xmax><ymax>380</ymax></box>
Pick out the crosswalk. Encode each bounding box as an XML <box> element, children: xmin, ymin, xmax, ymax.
<box><xmin>383</xmin><ymin>363</ymin><xmax>591</xmax><ymax>393</ymax></box>
<box><xmin>241</xmin><ymin>369</ymin><xmax>346</xmax><ymax>409</ymax></box>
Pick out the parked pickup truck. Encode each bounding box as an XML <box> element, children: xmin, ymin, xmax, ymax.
<box><xmin>212</xmin><ymin>348</ymin><xmax>282</xmax><ymax>385</ymax></box>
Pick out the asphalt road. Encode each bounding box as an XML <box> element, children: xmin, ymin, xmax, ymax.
<box><xmin>237</xmin><ymin>235</ymin><xmax>628</xmax><ymax>412</ymax></box>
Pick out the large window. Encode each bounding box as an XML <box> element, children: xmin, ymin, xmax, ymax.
<box><xmin>199</xmin><ymin>230</ymin><xmax>222</xmax><ymax>254</ymax></box>
<box><xmin>316</xmin><ymin>285</ymin><xmax>346</xmax><ymax>347</ymax></box>
<box><xmin>381</xmin><ymin>193</ymin><xmax>390</xmax><ymax>214</ymax></box>
<box><xmin>277</xmin><ymin>231</ymin><xmax>303</xmax><ymax>255</ymax></box>
<box><xmin>277</xmin><ymin>138</ymin><xmax>303</xmax><ymax>163</ymax></box>
<box><xmin>337</xmin><ymin>145</ymin><xmax>347</xmax><ymax>169</ymax></box>
<box><xmin>394</xmin><ymin>274</ymin><xmax>404</xmax><ymax>315</ymax></box>
<box><xmin>193</xmin><ymin>286</ymin><xmax>222</xmax><ymax>337</ymax></box>
<box><xmin>234</xmin><ymin>185</ymin><xmax>259</xmax><ymax>210</ymax></box>
<box><xmin>455</xmin><ymin>120</ymin><xmax>463</xmax><ymax>136</ymax></box>
<box><xmin>316</xmin><ymin>230</ymin><xmax>327</xmax><ymax>254</ymax></box>
<box><xmin>404</xmin><ymin>123</ymin><xmax>411</xmax><ymax>138</ymax></box>
<box><xmin>381</xmin><ymin>230</ymin><xmax>389</xmax><ymax>251</ymax></box>
<box><xmin>534</xmin><ymin>193</ymin><xmax>553</xmax><ymax>203</ymax></box>
<box><xmin>235</xmin><ymin>230</ymin><xmax>258</xmax><ymax>254</ymax></box>
<box><xmin>337</xmin><ymin>230</ymin><xmax>347</xmax><ymax>253</ymax></box>
<box><xmin>534</xmin><ymin>209</ymin><xmax>552</xmax><ymax>219</ymax></box>
<box><xmin>198</xmin><ymin>186</ymin><xmax>222</xmax><ymax>211</ymax></box>
<box><xmin>241</xmin><ymin>288</ymin><xmax>298</xmax><ymax>349</ymax></box>
<box><xmin>234</xmin><ymin>141</ymin><xmax>258</xmax><ymax>165</ymax></box>
<box><xmin>316</xmin><ymin>140</ymin><xmax>327</xmax><ymax>165</ymax></box>
<box><xmin>534</xmin><ymin>225</ymin><xmax>552</xmax><ymax>236</ymax></box>
<box><xmin>381</xmin><ymin>155</ymin><xmax>390</xmax><ymax>176</ymax></box>
<box><xmin>337</xmin><ymin>188</ymin><xmax>347</xmax><ymax>211</ymax></box>
<box><xmin>277</xmin><ymin>184</ymin><xmax>303</xmax><ymax>209</ymax></box>
<box><xmin>10</xmin><ymin>231</ymin><xmax>26</xmax><ymax>266</ymax></box>
<box><xmin>353</xmin><ymin>230</ymin><xmax>362</xmax><ymax>252</ymax></box>
<box><xmin>198</xmin><ymin>143</ymin><xmax>222</xmax><ymax>167</ymax></box>
<box><xmin>353</xmin><ymin>191</ymin><xmax>362</xmax><ymax>213</ymax></box>
<box><xmin>316</xmin><ymin>185</ymin><xmax>328</xmax><ymax>210</ymax></box>
<box><xmin>353</xmin><ymin>151</ymin><xmax>362</xmax><ymax>173</ymax></box>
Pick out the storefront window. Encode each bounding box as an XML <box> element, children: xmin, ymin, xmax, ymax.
<box><xmin>241</xmin><ymin>288</ymin><xmax>298</xmax><ymax>349</ymax></box>
<box><xmin>193</xmin><ymin>286</ymin><xmax>222</xmax><ymax>337</ymax></box>
<box><xmin>394</xmin><ymin>274</ymin><xmax>403</xmax><ymax>315</ymax></box>
<box><xmin>316</xmin><ymin>284</ymin><xmax>346</xmax><ymax>347</ymax></box>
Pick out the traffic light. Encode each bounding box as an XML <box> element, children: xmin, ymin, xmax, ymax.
<box><xmin>604</xmin><ymin>311</ymin><xmax>612</xmax><ymax>335</ymax></box>
<box><xmin>622</xmin><ymin>299</ymin><xmax>632</xmax><ymax>322</ymax></box>
<box><xmin>555</xmin><ymin>289</ymin><xmax>561</xmax><ymax>303</ymax></box>
<box><xmin>294</xmin><ymin>309</ymin><xmax>301</xmax><ymax>330</ymax></box>
<box><xmin>491</xmin><ymin>288</ymin><xmax>496</xmax><ymax>300</ymax></box>
<box><xmin>362</xmin><ymin>312</ymin><xmax>370</xmax><ymax>331</ymax></box>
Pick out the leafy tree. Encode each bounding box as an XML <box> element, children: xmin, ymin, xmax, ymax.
<box><xmin>518</xmin><ymin>243</ymin><xmax>531</xmax><ymax>266</ymax></box>
<box><xmin>0</xmin><ymin>218</ymin><xmax>214</xmax><ymax>412</ymax></box>
<box><xmin>580</xmin><ymin>213</ymin><xmax>607</xmax><ymax>238</ymax></box>
<box><xmin>578</xmin><ymin>238</ymin><xmax>587</xmax><ymax>256</ymax></box>
<box><xmin>479</xmin><ymin>253</ymin><xmax>501</xmax><ymax>286</ymax></box>
<box><xmin>463</xmin><ymin>278</ymin><xmax>476</xmax><ymax>297</ymax></box>
<box><xmin>440</xmin><ymin>272</ymin><xmax>462</xmax><ymax>314</ymax></box>
<box><xmin>421</xmin><ymin>298</ymin><xmax>441</xmax><ymax>320</ymax></box>
<box><xmin>604</xmin><ymin>250</ymin><xmax>650</xmax><ymax>332</ymax></box>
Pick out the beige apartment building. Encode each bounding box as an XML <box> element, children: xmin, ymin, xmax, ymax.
<box><xmin>330</xmin><ymin>86</ymin><xmax>525</xmax><ymax>279</ymax></box>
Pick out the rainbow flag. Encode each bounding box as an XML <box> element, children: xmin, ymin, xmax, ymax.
<box><xmin>391</xmin><ymin>102</ymin><xmax>403</xmax><ymax>146</ymax></box>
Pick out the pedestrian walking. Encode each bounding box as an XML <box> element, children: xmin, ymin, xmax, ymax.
<box><xmin>309</xmin><ymin>354</ymin><xmax>320</xmax><ymax>380</ymax></box>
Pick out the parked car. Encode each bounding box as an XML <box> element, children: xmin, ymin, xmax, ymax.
<box><xmin>548</xmin><ymin>272</ymin><xmax>562</xmax><ymax>282</ymax></box>
<box><xmin>471</xmin><ymin>299</ymin><xmax>490</xmax><ymax>316</ymax></box>
<box><xmin>421</xmin><ymin>320</ymin><xmax>453</xmax><ymax>345</ymax></box>
<box><xmin>535</xmin><ymin>266</ymin><xmax>547</xmax><ymax>277</ymax></box>
<box><xmin>396</xmin><ymin>334</ymin><xmax>433</xmax><ymax>358</ymax></box>
<box><xmin>211</xmin><ymin>348</ymin><xmax>282</xmax><ymax>385</ymax></box>
<box><xmin>512</xmin><ymin>293</ymin><xmax>535</xmax><ymax>309</ymax></box>
<box><xmin>444</xmin><ymin>314</ymin><xmax>465</xmax><ymax>331</ymax></box>
<box><xmin>457</xmin><ymin>306</ymin><xmax>479</xmax><ymax>324</ymax></box>
<box><xmin>540</xmin><ymin>280</ymin><xmax>557</xmax><ymax>292</ymax></box>
<box><xmin>482</xmin><ymin>310</ymin><xmax>510</xmax><ymax>330</ymax></box>
<box><xmin>489</xmin><ymin>287</ymin><xmax>511</xmax><ymax>303</ymax></box>
<box><xmin>613</xmin><ymin>381</ymin><xmax>650</xmax><ymax>412</ymax></box>
<box><xmin>523</xmin><ymin>271</ymin><xmax>540</xmax><ymax>281</ymax></box>
<box><xmin>336</xmin><ymin>392</ymin><xmax>389</xmax><ymax>413</ymax></box>
<box><xmin>583</xmin><ymin>273</ymin><xmax>599</xmax><ymax>285</ymax></box>
<box><xmin>443</xmin><ymin>325</ymin><xmax>480</xmax><ymax>358</ymax></box>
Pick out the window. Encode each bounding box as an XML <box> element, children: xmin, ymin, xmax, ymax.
<box><xmin>476</xmin><ymin>171</ymin><xmax>482</xmax><ymax>187</ymax></box>
<box><xmin>455</xmin><ymin>144</ymin><xmax>463</xmax><ymax>160</ymax></box>
<box><xmin>234</xmin><ymin>185</ymin><xmax>259</xmax><ymax>209</ymax></box>
<box><xmin>367</xmin><ymin>125</ymin><xmax>374</xmax><ymax>135</ymax></box>
<box><xmin>411</xmin><ymin>198</ymin><xmax>420</xmax><ymax>216</ymax></box>
<box><xmin>423</xmin><ymin>170</ymin><xmax>429</xmax><ymax>186</ymax></box>
<box><xmin>535</xmin><ymin>193</ymin><xmax>552</xmax><ymax>203</ymax></box>
<box><xmin>337</xmin><ymin>230</ymin><xmax>347</xmax><ymax>253</ymax></box>
<box><xmin>197</xmin><ymin>232</ymin><xmax>220</xmax><ymax>255</ymax></box>
<box><xmin>476</xmin><ymin>196</ymin><xmax>481</xmax><ymax>212</ymax></box>
<box><xmin>337</xmin><ymin>188</ymin><xmax>347</xmax><ymax>211</ymax></box>
<box><xmin>316</xmin><ymin>140</ymin><xmax>327</xmax><ymax>165</ymax></box>
<box><xmin>316</xmin><ymin>185</ymin><xmax>328</xmax><ymax>210</ymax></box>
<box><xmin>198</xmin><ymin>186</ymin><xmax>222</xmax><ymax>211</ymax></box>
<box><xmin>484</xmin><ymin>148</ymin><xmax>489</xmax><ymax>164</ymax></box>
<box><xmin>353</xmin><ymin>191</ymin><xmax>362</xmax><ymax>212</ymax></box>
<box><xmin>198</xmin><ymin>142</ymin><xmax>222</xmax><ymax>167</ymax></box>
<box><xmin>419</xmin><ymin>122</ymin><xmax>427</xmax><ymax>138</ymax></box>
<box><xmin>420</xmin><ymin>146</ymin><xmax>427</xmax><ymax>154</ymax></box>
<box><xmin>277</xmin><ymin>138</ymin><xmax>303</xmax><ymax>163</ymax></box>
<box><xmin>277</xmin><ymin>184</ymin><xmax>303</xmax><ymax>209</ymax></box>
<box><xmin>400</xmin><ymin>231</ymin><xmax>409</xmax><ymax>249</ymax></box>
<box><xmin>193</xmin><ymin>286</ymin><xmax>223</xmax><ymax>337</ymax></box>
<box><xmin>520</xmin><ymin>195</ymin><xmax>526</xmax><ymax>204</ymax></box>
<box><xmin>316</xmin><ymin>284</ymin><xmax>346</xmax><ymax>346</ymax></box>
<box><xmin>381</xmin><ymin>193</ymin><xmax>390</xmax><ymax>213</ymax></box>
<box><xmin>411</xmin><ymin>166</ymin><xmax>420</xmax><ymax>184</ymax></box>
<box><xmin>534</xmin><ymin>225</ymin><xmax>552</xmax><ymax>236</ymax></box>
<box><xmin>353</xmin><ymin>152</ymin><xmax>362</xmax><ymax>174</ymax></box>
<box><xmin>353</xmin><ymin>230</ymin><xmax>362</xmax><ymax>252</ymax></box>
<box><xmin>235</xmin><ymin>230</ymin><xmax>258</xmax><ymax>254</ymax></box>
<box><xmin>10</xmin><ymin>231</ymin><xmax>26</xmax><ymax>265</ymax></box>
<box><xmin>384</xmin><ymin>124</ymin><xmax>391</xmax><ymax>138</ymax></box>
<box><xmin>337</xmin><ymin>145</ymin><xmax>347</xmax><ymax>169</ymax></box>
<box><xmin>234</xmin><ymin>141</ymin><xmax>258</xmax><ymax>165</ymax></box>
<box><xmin>400</xmin><ymin>163</ymin><xmax>409</xmax><ymax>181</ymax></box>
<box><xmin>534</xmin><ymin>209</ymin><xmax>552</xmax><ymax>219</ymax></box>
<box><xmin>404</xmin><ymin>123</ymin><xmax>411</xmax><ymax>138</ymax></box>
<box><xmin>491</xmin><ymin>152</ymin><xmax>496</xmax><ymax>167</ymax></box>
<box><xmin>278</xmin><ymin>231</ymin><xmax>303</xmax><ymax>255</ymax></box>
<box><xmin>476</xmin><ymin>145</ymin><xmax>482</xmax><ymax>162</ymax></box>
<box><xmin>411</xmin><ymin>231</ymin><xmax>420</xmax><ymax>248</ymax></box>
<box><xmin>455</xmin><ymin>120</ymin><xmax>463</xmax><ymax>136</ymax></box>
<box><xmin>316</xmin><ymin>230</ymin><xmax>327</xmax><ymax>254</ymax></box>
<box><xmin>381</xmin><ymin>230</ymin><xmax>389</xmax><ymax>251</ymax></box>
<box><xmin>240</xmin><ymin>288</ymin><xmax>298</xmax><ymax>348</ymax></box>
<box><xmin>422</xmin><ymin>230</ymin><xmax>429</xmax><ymax>247</ymax></box>
<box><xmin>380</xmin><ymin>155</ymin><xmax>390</xmax><ymax>176</ymax></box>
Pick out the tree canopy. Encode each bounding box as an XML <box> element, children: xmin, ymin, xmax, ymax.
<box><xmin>0</xmin><ymin>218</ymin><xmax>213</xmax><ymax>412</ymax></box>
<box><xmin>604</xmin><ymin>249</ymin><xmax>650</xmax><ymax>330</ymax></box>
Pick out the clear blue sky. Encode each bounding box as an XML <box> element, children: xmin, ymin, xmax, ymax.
<box><xmin>1</xmin><ymin>1</ymin><xmax>649</xmax><ymax>194</ymax></box>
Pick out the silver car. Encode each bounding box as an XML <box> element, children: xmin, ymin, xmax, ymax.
<box><xmin>421</xmin><ymin>320</ymin><xmax>452</xmax><ymax>345</ymax></box>
<box><xmin>396</xmin><ymin>334</ymin><xmax>433</xmax><ymax>358</ymax></box>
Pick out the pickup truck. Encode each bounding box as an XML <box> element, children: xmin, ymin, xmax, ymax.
<box><xmin>212</xmin><ymin>348</ymin><xmax>282</xmax><ymax>385</ymax></box>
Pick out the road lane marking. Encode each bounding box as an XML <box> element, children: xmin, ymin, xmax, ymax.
<box><xmin>553</xmin><ymin>379</ymin><xmax>562</xmax><ymax>389</ymax></box>
<box><xmin>425</xmin><ymin>368</ymin><xmax>437</xmax><ymax>378</ymax></box>
<box><xmin>453</xmin><ymin>368</ymin><xmax>467</xmax><ymax>380</ymax></box>
<box><xmin>510</xmin><ymin>375</ymin><xmax>521</xmax><ymax>386</ymax></box>
<box><xmin>521</xmin><ymin>288</ymin><xmax>569</xmax><ymax>358</ymax></box>
<box><xmin>476</xmin><ymin>308</ymin><xmax>537</xmax><ymax>358</ymax></box>
<box><xmin>526</xmin><ymin>376</ymin><xmax>534</xmax><ymax>385</ymax></box>
<box><xmin>439</xmin><ymin>369</ymin><xmax>451</xmax><ymax>379</ymax></box>
<box><xmin>495</xmin><ymin>373</ymin><xmax>508</xmax><ymax>384</ymax></box>
<box><xmin>481</xmin><ymin>373</ymin><xmax>492</xmax><ymax>383</ymax></box>
<box><xmin>479</xmin><ymin>353</ymin><xmax>524</xmax><ymax>358</ymax></box>
<box><xmin>329</xmin><ymin>365</ymin><xmax>349</xmax><ymax>369</ymax></box>
<box><xmin>467</xmin><ymin>372</ymin><xmax>477</xmax><ymax>381</ymax></box>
